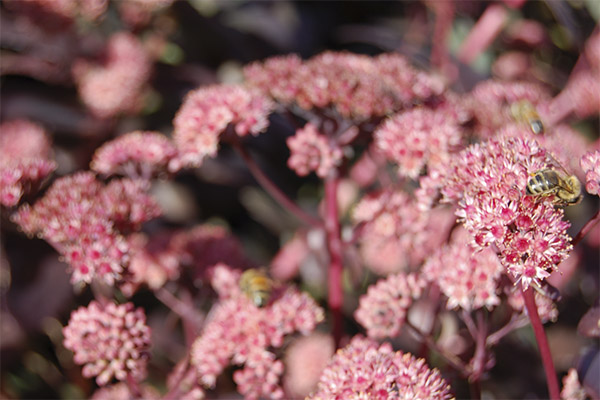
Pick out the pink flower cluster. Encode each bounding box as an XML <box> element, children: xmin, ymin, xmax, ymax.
<box><xmin>352</xmin><ymin>189</ymin><xmax>428</xmax><ymax>274</ymax></box>
<box><xmin>13</xmin><ymin>172</ymin><xmax>161</xmax><ymax>285</ymax></box>
<box><xmin>375</xmin><ymin>108</ymin><xmax>462</xmax><ymax>179</ymax></box>
<box><xmin>308</xmin><ymin>335</ymin><xmax>453</xmax><ymax>399</ymax></box>
<box><xmin>190</xmin><ymin>264</ymin><xmax>324</xmax><ymax>399</ymax></box>
<box><xmin>580</xmin><ymin>150</ymin><xmax>600</xmax><ymax>196</ymax></box>
<box><xmin>0</xmin><ymin>120</ymin><xmax>56</xmax><ymax>207</ymax></box>
<box><xmin>73</xmin><ymin>32</ymin><xmax>152</xmax><ymax>118</ymax></box>
<box><xmin>560</xmin><ymin>368</ymin><xmax>588</xmax><ymax>400</ymax></box>
<box><xmin>355</xmin><ymin>272</ymin><xmax>425</xmax><ymax>339</ymax></box>
<box><xmin>441</xmin><ymin>136</ymin><xmax>573</xmax><ymax>290</ymax></box>
<box><xmin>63</xmin><ymin>301</ymin><xmax>151</xmax><ymax>386</ymax></box>
<box><xmin>244</xmin><ymin>52</ymin><xmax>445</xmax><ymax>119</ymax></box>
<box><xmin>423</xmin><ymin>228</ymin><xmax>503</xmax><ymax>311</ymax></box>
<box><xmin>5</xmin><ymin>0</ymin><xmax>107</xmax><ymax>31</ymax></box>
<box><xmin>91</xmin><ymin>131</ymin><xmax>178</xmax><ymax>178</ymax></box>
<box><xmin>286</xmin><ymin>123</ymin><xmax>343</xmax><ymax>178</ymax></box>
<box><xmin>172</xmin><ymin>84</ymin><xmax>273</xmax><ymax>168</ymax></box>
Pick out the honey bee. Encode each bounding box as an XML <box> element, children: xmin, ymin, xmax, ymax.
<box><xmin>510</xmin><ymin>100</ymin><xmax>544</xmax><ymax>135</ymax></box>
<box><xmin>239</xmin><ymin>268</ymin><xmax>273</xmax><ymax>307</ymax></box>
<box><xmin>526</xmin><ymin>168</ymin><xmax>582</xmax><ymax>206</ymax></box>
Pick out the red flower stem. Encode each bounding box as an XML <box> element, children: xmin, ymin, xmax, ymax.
<box><xmin>324</xmin><ymin>175</ymin><xmax>343</xmax><ymax>348</ymax></box>
<box><xmin>572</xmin><ymin>209</ymin><xmax>600</xmax><ymax>247</ymax></box>
<box><xmin>458</xmin><ymin>4</ymin><xmax>508</xmax><ymax>64</ymax></box>
<box><xmin>155</xmin><ymin>287</ymin><xmax>204</xmax><ymax>343</ymax></box>
<box><xmin>470</xmin><ymin>311</ymin><xmax>488</xmax><ymax>383</ymax></box>
<box><xmin>234</xmin><ymin>143</ymin><xmax>322</xmax><ymax>228</ymax></box>
<box><xmin>125</xmin><ymin>373</ymin><xmax>142</xmax><ymax>398</ymax></box>
<box><xmin>486</xmin><ymin>314</ymin><xmax>529</xmax><ymax>346</ymax></box>
<box><xmin>522</xmin><ymin>286</ymin><xmax>560</xmax><ymax>399</ymax></box>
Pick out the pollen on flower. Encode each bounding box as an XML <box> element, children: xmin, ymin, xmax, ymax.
<box><xmin>355</xmin><ymin>272</ymin><xmax>425</xmax><ymax>339</ymax></box>
<box><xmin>189</xmin><ymin>265</ymin><xmax>324</xmax><ymax>398</ymax></box>
<box><xmin>286</xmin><ymin>123</ymin><xmax>343</xmax><ymax>178</ymax></box>
<box><xmin>63</xmin><ymin>301</ymin><xmax>151</xmax><ymax>386</ymax></box>
<box><xmin>441</xmin><ymin>136</ymin><xmax>573</xmax><ymax>290</ymax></box>
<box><xmin>581</xmin><ymin>150</ymin><xmax>600</xmax><ymax>196</ymax></box>
<box><xmin>308</xmin><ymin>335</ymin><xmax>454</xmax><ymax>400</ymax></box>
<box><xmin>375</xmin><ymin>108</ymin><xmax>462</xmax><ymax>179</ymax></box>
<box><xmin>12</xmin><ymin>172</ymin><xmax>160</xmax><ymax>286</ymax></box>
<box><xmin>0</xmin><ymin>120</ymin><xmax>56</xmax><ymax>207</ymax></box>
<box><xmin>172</xmin><ymin>84</ymin><xmax>273</xmax><ymax>168</ymax></box>
<box><xmin>72</xmin><ymin>32</ymin><xmax>152</xmax><ymax>118</ymax></box>
<box><xmin>423</xmin><ymin>228</ymin><xmax>503</xmax><ymax>311</ymax></box>
<box><xmin>91</xmin><ymin>131</ymin><xmax>178</xmax><ymax>178</ymax></box>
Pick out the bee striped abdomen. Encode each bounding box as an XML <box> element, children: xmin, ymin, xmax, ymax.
<box><xmin>240</xmin><ymin>269</ymin><xmax>273</xmax><ymax>307</ymax></box>
<box><xmin>526</xmin><ymin>170</ymin><xmax>560</xmax><ymax>195</ymax></box>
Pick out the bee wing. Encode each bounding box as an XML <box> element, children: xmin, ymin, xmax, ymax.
<box><xmin>544</xmin><ymin>150</ymin><xmax>571</xmax><ymax>176</ymax></box>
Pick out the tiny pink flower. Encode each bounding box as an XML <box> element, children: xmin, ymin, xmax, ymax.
<box><xmin>580</xmin><ymin>150</ymin><xmax>600</xmax><ymax>196</ymax></box>
<box><xmin>173</xmin><ymin>84</ymin><xmax>273</xmax><ymax>168</ymax></box>
<box><xmin>561</xmin><ymin>368</ymin><xmax>587</xmax><ymax>400</ymax></box>
<box><xmin>91</xmin><ymin>131</ymin><xmax>178</xmax><ymax>178</ymax></box>
<box><xmin>375</xmin><ymin>108</ymin><xmax>462</xmax><ymax>179</ymax></box>
<box><xmin>308</xmin><ymin>335</ymin><xmax>454</xmax><ymax>400</ymax></box>
<box><xmin>423</xmin><ymin>228</ymin><xmax>503</xmax><ymax>311</ymax></box>
<box><xmin>190</xmin><ymin>265</ymin><xmax>324</xmax><ymax>398</ymax></box>
<box><xmin>73</xmin><ymin>32</ymin><xmax>152</xmax><ymax>118</ymax></box>
<box><xmin>355</xmin><ymin>272</ymin><xmax>425</xmax><ymax>339</ymax></box>
<box><xmin>0</xmin><ymin>120</ymin><xmax>56</xmax><ymax>207</ymax></box>
<box><xmin>286</xmin><ymin>123</ymin><xmax>343</xmax><ymax>178</ymax></box>
<box><xmin>63</xmin><ymin>301</ymin><xmax>151</xmax><ymax>386</ymax></box>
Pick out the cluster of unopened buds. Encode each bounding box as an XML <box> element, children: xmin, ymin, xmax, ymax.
<box><xmin>2</xmin><ymin>6</ymin><xmax>599</xmax><ymax>398</ymax></box>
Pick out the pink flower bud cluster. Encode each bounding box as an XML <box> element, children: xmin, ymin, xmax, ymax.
<box><xmin>355</xmin><ymin>272</ymin><xmax>425</xmax><ymax>339</ymax></box>
<box><xmin>244</xmin><ymin>52</ymin><xmax>445</xmax><ymax>119</ymax></box>
<box><xmin>63</xmin><ymin>301</ymin><xmax>151</xmax><ymax>386</ymax></box>
<box><xmin>13</xmin><ymin>172</ymin><xmax>161</xmax><ymax>285</ymax></box>
<box><xmin>286</xmin><ymin>123</ymin><xmax>343</xmax><ymax>178</ymax></box>
<box><xmin>5</xmin><ymin>0</ymin><xmax>107</xmax><ymax>31</ymax></box>
<box><xmin>422</xmin><ymin>228</ymin><xmax>503</xmax><ymax>311</ymax></box>
<box><xmin>91</xmin><ymin>131</ymin><xmax>179</xmax><ymax>178</ymax></box>
<box><xmin>580</xmin><ymin>150</ymin><xmax>600</xmax><ymax>196</ymax></box>
<box><xmin>283</xmin><ymin>333</ymin><xmax>334</xmax><ymax>398</ymax></box>
<box><xmin>308</xmin><ymin>335</ymin><xmax>454</xmax><ymax>400</ymax></box>
<box><xmin>190</xmin><ymin>264</ymin><xmax>324</xmax><ymax>399</ymax></box>
<box><xmin>560</xmin><ymin>368</ymin><xmax>588</xmax><ymax>400</ymax></box>
<box><xmin>467</xmin><ymin>80</ymin><xmax>550</xmax><ymax>138</ymax></box>
<box><xmin>73</xmin><ymin>32</ymin><xmax>152</xmax><ymax>118</ymax></box>
<box><xmin>173</xmin><ymin>84</ymin><xmax>274</xmax><ymax>168</ymax></box>
<box><xmin>352</xmin><ymin>189</ymin><xmax>428</xmax><ymax>274</ymax></box>
<box><xmin>0</xmin><ymin>120</ymin><xmax>56</xmax><ymax>207</ymax></box>
<box><xmin>375</xmin><ymin>107</ymin><xmax>463</xmax><ymax>179</ymax></box>
<box><xmin>441</xmin><ymin>136</ymin><xmax>573</xmax><ymax>290</ymax></box>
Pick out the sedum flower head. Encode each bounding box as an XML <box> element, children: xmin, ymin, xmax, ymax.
<box><xmin>172</xmin><ymin>84</ymin><xmax>273</xmax><ymax>168</ymax></box>
<box><xmin>441</xmin><ymin>135</ymin><xmax>573</xmax><ymax>290</ymax></box>
<box><xmin>91</xmin><ymin>131</ymin><xmax>178</xmax><ymax>178</ymax></box>
<box><xmin>355</xmin><ymin>272</ymin><xmax>425</xmax><ymax>339</ymax></box>
<box><xmin>308</xmin><ymin>335</ymin><xmax>454</xmax><ymax>400</ymax></box>
<box><xmin>286</xmin><ymin>123</ymin><xmax>343</xmax><ymax>178</ymax></box>
<box><xmin>73</xmin><ymin>32</ymin><xmax>151</xmax><ymax>118</ymax></box>
<box><xmin>0</xmin><ymin>119</ymin><xmax>56</xmax><ymax>207</ymax></box>
<box><xmin>63</xmin><ymin>301</ymin><xmax>151</xmax><ymax>386</ymax></box>
<box><xmin>375</xmin><ymin>108</ymin><xmax>462</xmax><ymax>179</ymax></box>
<box><xmin>581</xmin><ymin>150</ymin><xmax>600</xmax><ymax>196</ymax></box>
<box><xmin>12</xmin><ymin>172</ymin><xmax>160</xmax><ymax>285</ymax></box>
<box><xmin>423</xmin><ymin>228</ymin><xmax>503</xmax><ymax>311</ymax></box>
<box><xmin>190</xmin><ymin>264</ymin><xmax>324</xmax><ymax>399</ymax></box>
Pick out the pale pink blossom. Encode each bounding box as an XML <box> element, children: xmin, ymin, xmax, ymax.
<box><xmin>5</xmin><ymin>0</ymin><xmax>107</xmax><ymax>31</ymax></box>
<box><xmin>375</xmin><ymin>108</ymin><xmax>462</xmax><ymax>179</ymax></box>
<box><xmin>13</xmin><ymin>172</ymin><xmax>160</xmax><ymax>285</ymax></box>
<box><xmin>91</xmin><ymin>131</ymin><xmax>178</xmax><ymax>178</ymax></box>
<box><xmin>308</xmin><ymin>335</ymin><xmax>454</xmax><ymax>400</ymax></box>
<box><xmin>173</xmin><ymin>84</ymin><xmax>273</xmax><ymax>168</ymax></box>
<box><xmin>441</xmin><ymin>136</ymin><xmax>574</xmax><ymax>290</ymax></box>
<box><xmin>73</xmin><ymin>32</ymin><xmax>152</xmax><ymax>118</ymax></box>
<box><xmin>283</xmin><ymin>333</ymin><xmax>334</xmax><ymax>398</ymax></box>
<box><xmin>580</xmin><ymin>150</ymin><xmax>600</xmax><ymax>195</ymax></box>
<box><xmin>355</xmin><ymin>272</ymin><xmax>426</xmax><ymax>339</ymax></box>
<box><xmin>190</xmin><ymin>265</ymin><xmax>324</xmax><ymax>398</ymax></box>
<box><xmin>63</xmin><ymin>301</ymin><xmax>151</xmax><ymax>386</ymax></box>
<box><xmin>423</xmin><ymin>228</ymin><xmax>503</xmax><ymax>311</ymax></box>
<box><xmin>286</xmin><ymin>123</ymin><xmax>343</xmax><ymax>178</ymax></box>
<box><xmin>561</xmin><ymin>368</ymin><xmax>587</xmax><ymax>400</ymax></box>
<box><xmin>0</xmin><ymin>120</ymin><xmax>56</xmax><ymax>207</ymax></box>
